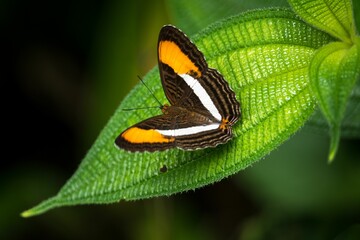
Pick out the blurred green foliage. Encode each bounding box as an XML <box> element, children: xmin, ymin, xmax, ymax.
<box><xmin>2</xmin><ymin>0</ymin><xmax>360</xmax><ymax>239</ymax></box>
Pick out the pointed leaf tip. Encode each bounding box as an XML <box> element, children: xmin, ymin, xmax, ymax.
<box><xmin>328</xmin><ymin>124</ymin><xmax>341</xmax><ymax>163</ymax></box>
<box><xmin>21</xmin><ymin>197</ymin><xmax>59</xmax><ymax>218</ymax></box>
<box><xmin>20</xmin><ymin>211</ymin><xmax>29</xmax><ymax>218</ymax></box>
<box><xmin>20</xmin><ymin>208</ymin><xmax>41</xmax><ymax>218</ymax></box>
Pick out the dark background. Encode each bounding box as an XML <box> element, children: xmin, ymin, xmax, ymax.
<box><xmin>2</xmin><ymin>0</ymin><xmax>360</xmax><ymax>239</ymax></box>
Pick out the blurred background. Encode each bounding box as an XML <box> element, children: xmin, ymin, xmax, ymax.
<box><xmin>2</xmin><ymin>0</ymin><xmax>360</xmax><ymax>239</ymax></box>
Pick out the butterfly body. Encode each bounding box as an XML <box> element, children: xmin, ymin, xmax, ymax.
<box><xmin>115</xmin><ymin>25</ymin><xmax>240</xmax><ymax>152</ymax></box>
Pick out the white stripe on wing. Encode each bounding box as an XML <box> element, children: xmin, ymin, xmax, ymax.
<box><xmin>157</xmin><ymin>123</ymin><xmax>220</xmax><ymax>137</ymax></box>
<box><xmin>179</xmin><ymin>74</ymin><xmax>222</xmax><ymax>121</ymax></box>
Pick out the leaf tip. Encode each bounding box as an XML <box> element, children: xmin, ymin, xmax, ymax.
<box><xmin>328</xmin><ymin>125</ymin><xmax>341</xmax><ymax>163</ymax></box>
<box><xmin>20</xmin><ymin>209</ymin><xmax>35</xmax><ymax>218</ymax></box>
<box><xmin>20</xmin><ymin>196</ymin><xmax>59</xmax><ymax>218</ymax></box>
<box><xmin>328</xmin><ymin>147</ymin><xmax>337</xmax><ymax>164</ymax></box>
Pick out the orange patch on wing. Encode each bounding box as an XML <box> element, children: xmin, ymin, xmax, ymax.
<box><xmin>121</xmin><ymin>127</ymin><xmax>175</xmax><ymax>144</ymax></box>
<box><xmin>159</xmin><ymin>40</ymin><xmax>201</xmax><ymax>77</ymax></box>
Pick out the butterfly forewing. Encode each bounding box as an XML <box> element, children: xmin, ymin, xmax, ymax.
<box><xmin>158</xmin><ymin>26</ymin><xmax>207</xmax><ymax>106</ymax></box>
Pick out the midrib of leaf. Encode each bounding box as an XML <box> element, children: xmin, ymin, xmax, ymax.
<box><xmin>22</xmin><ymin>8</ymin><xmax>334</xmax><ymax>217</ymax></box>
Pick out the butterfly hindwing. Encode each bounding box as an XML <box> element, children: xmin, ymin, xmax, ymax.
<box><xmin>115</xmin><ymin>114</ymin><xmax>177</xmax><ymax>152</ymax></box>
<box><xmin>115</xmin><ymin>106</ymin><xmax>232</xmax><ymax>151</ymax></box>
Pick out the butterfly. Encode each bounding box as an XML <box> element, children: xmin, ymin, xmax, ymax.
<box><xmin>115</xmin><ymin>25</ymin><xmax>240</xmax><ymax>152</ymax></box>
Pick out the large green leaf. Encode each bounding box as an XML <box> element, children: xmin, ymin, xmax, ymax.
<box><xmin>21</xmin><ymin>9</ymin><xmax>334</xmax><ymax>217</ymax></box>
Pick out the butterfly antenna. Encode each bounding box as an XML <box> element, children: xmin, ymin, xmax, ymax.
<box><xmin>137</xmin><ymin>75</ymin><xmax>163</xmax><ymax>107</ymax></box>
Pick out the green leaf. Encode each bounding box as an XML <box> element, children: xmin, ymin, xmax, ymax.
<box><xmin>288</xmin><ymin>0</ymin><xmax>356</xmax><ymax>43</ymax></box>
<box><xmin>21</xmin><ymin>8</ymin><xmax>334</xmax><ymax>217</ymax></box>
<box><xmin>309</xmin><ymin>39</ymin><xmax>360</xmax><ymax>162</ymax></box>
<box><xmin>306</xmin><ymin>81</ymin><xmax>360</xmax><ymax>138</ymax></box>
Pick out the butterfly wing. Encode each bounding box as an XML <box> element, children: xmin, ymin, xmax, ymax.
<box><xmin>158</xmin><ymin>25</ymin><xmax>207</xmax><ymax>105</ymax></box>
<box><xmin>158</xmin><ymin>25</ymin><xmax>240</xmax><ymax>124</ymax></box>
<box><xmin>115</xmin><ymin>106</ymin><xmax>233</xmax><ymax>152</ymax></box>
<box><xmin>115</xmin><ymin>113</ymin><xmax>177</xmax><ymax>152</ymax></box>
